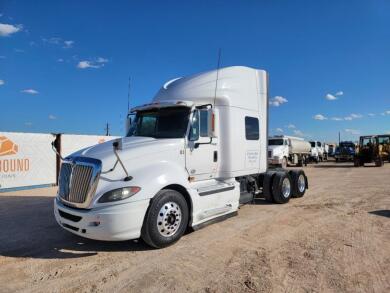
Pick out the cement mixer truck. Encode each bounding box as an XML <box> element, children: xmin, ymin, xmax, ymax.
<box><xmin>268</xmin><ymin>135</ymin><xmax>311</xmax><ymax>168</ymax></box>
<box><xmin>54</xmin><ymin>66</ymin><xmax>309</xmax><ymax>248</ymax></box>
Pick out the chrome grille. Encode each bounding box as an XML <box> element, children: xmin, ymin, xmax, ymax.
<box><xmin>58</xmin><ymin>163</ymin><xmax>72</xmax><ymax>198</ymax></box>
<box><xmin>58</xmin><ymin>157</ymin><xmax>102</xmax><ymax>208</ymax></box>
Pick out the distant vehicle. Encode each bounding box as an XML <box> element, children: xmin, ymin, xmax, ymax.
<box><xmin>354</xmin><ymin>135</ymin><xmax>390</xmax><ymax>167</ymax></box>
<box><xmin>309</xmin><ymin>141</ymin><xmax>324</xmax><ymax>162</ymax></box>
<box><xmin>322</xmin><ymin>142</ymin><xmax>329</xmax><ymax>161</ymax></box>
<box><xmin>327</xmin><ymin>143</ymin><xmax>337</xmax><ymax>157</ymax></box>
<box><xmin>268</xmin><ymin>135</ymin><xmax>311</xmax><ymax>168</ymax></box>
<box><xmin>335</xmin><ymin>141</ymin><xmax>355</xmax><ymax>162</ymax></box>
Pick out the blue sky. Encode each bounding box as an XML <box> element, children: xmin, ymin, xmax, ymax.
<box><xmin>0</xmin><ymin>0</ymin><xmax>389</xmax><ymax>142</ymax></box>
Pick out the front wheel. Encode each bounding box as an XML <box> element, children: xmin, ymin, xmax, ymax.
<box><xmin>141</xmin><ymin>189</ymin><xmax>189</xmax><ymax>248</ymax></box>
<box><xmin>281</xmin><ymin>157</ymin><xmax>288</xmax><ymax>169</ymax></box>
<box><xmin>354</xmin><ymin>157</ymin><xmax>360</xmax><ymax>167</ymax></box>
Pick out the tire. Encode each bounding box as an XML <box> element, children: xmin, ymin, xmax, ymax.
<box><xmin>262</xmin><ymin>171</ymin><xmax>276</xmax><ymax>202</ymax></box>
<box><xmin>271</xmin><ymin>172</ymin><xmax>292</xmax><ymax>204</ymax></box>
<box><xmin>141</xmin><ymin>189</ymin><xmax>189</xmax><ymax>248</ymax></box>
<box><xmin>375</xmin><ymin>158</ymin><xmax>384</xmax><ymax>167</ymax></box>
<box><xmin>290</xmin><ymin>170</ymin><xmax>307</xmax><ymax>198</ymax></box>
<box><xmin>354</xmin><ymin>157</ymin><xmax>360</xmax><ymax>167</ymax></box>
<box><xmin>281</xmin><ymin>157</ymin><xmax>288</xmax><ymax>169</ymax></box>
<box><xmin>335</xmin><ymin>158</ymin><xmax>339</xmax><ymax>163</ymax></box>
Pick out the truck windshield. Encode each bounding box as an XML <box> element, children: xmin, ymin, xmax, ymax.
<box><xmin>269</xmin><ymin>139</ymin><xmax>284</xmax><ymax>146</ymax></box>
<box><xmin>310</xmin><ymin>142</ymin><xmax>315</xmax><ymax>147</ymax></box>
<box><xmin>127</xmin><ymin>107</ymin><xmax>190</xmax><ymax>138</ymax></box>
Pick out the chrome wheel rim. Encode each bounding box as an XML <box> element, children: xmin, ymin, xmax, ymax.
<box><xmin>157</xmin><ymin>202</ymin><xmax>182</xmax><ymax>237</ymax></box>
<box><xmin>298</xmin><ymin>174</ymin><xmax>306</xmax><ymax>193</ymax></box>
<box><xmin>282</xmin><ymin>177</ymin><xmax>291</xmax><ymax>198</ymax></box>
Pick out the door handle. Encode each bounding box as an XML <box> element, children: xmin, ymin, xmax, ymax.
<box><xmin>213</xmin><ymin>151</ymin><xmax>218</xmax><ymax>162</ymax></box>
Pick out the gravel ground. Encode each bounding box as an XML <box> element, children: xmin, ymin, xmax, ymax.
<box><xmin>0</xmin><ymin>161</ymin><xmax>389</xmax><ymax>292</ymax></box>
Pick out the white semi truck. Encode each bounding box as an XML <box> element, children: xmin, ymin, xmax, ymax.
<box><xmin>54</xmin><ymin>66</ymin><xmax>308</xmax><ymax>248</ymax></box>
<box><xmin>268</xmin><ymin>135</ymin><xmax>311</xmax><ymax>168</ymax></box>
<box><xmin>309</xmin><ymin>141</ymin><xmax>323</xmax><ymax>162</ymax></box>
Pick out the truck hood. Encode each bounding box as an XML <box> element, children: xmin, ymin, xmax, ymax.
<box><xmin>268</xmin><ymin>145</ymin><xmax>286</xmax><ymax>154</ymax></box>
<box><xmin>68</xmin><ymin>136</ymin><xmax>184</xmax><ymax>167</ymax></box>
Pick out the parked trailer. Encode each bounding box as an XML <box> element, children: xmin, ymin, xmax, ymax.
<box><xmin>268</xmin><ymin>135</ymin><xmax>311</xmax><ymax>168</ymax></box>
<box><xmin>53</xmin><ymin>66</ymin><xmax>308</xmax><ymax>248</ymax></box>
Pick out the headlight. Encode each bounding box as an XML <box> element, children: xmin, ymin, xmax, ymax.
<box><xmin>98</xmin><ymin>187</ymin><xmax>141</xmax><ymax>203</ymax></box>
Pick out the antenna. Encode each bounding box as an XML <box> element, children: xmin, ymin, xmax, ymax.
<box><xmin>105</xmin><ymin>123</ymin><xmax>110</xmax><ymax>136</ymax></box>
<box><xmin>213</xmin><ymin>48</ymin><xmax>222</xmax><ymax>107</ymax></box>
<box><xmin>127</xmin><ymin>76</ymin><xmax>131</xmax><ymax>112</ymax></box>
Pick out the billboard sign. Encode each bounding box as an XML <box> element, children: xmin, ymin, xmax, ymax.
<box><xmin>0</xmin><ymin>132</ymin><xmax>57</xmax><ymax>189</ymax></box>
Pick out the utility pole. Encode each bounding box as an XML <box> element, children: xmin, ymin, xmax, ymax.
<box><xmin>338</xmin><ymin>131</ymin><xmax>341</xmax><ymax>145</ymax></box>
<box><xmin>105</xmin><ymin>123</ymin><xmax>110</xmax><ymax>136</ymax></box>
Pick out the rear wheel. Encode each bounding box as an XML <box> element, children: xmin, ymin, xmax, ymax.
<box><xmin>290</xmin><ymin>170</ymin><xmax>307</xmax><ymax>198</ymax></box>
<box><xmin>354</xmin><ymin>157</ymin><xmax>360</xmax><ymax>167</ymax></box>
<box><xmin>375</xmin><ymin>158</ymin><xmax>384</xmax><ymax>167</ymax></box>
<box><xmin>141</xmin><ymin>189</ymin><xmax>189</xmax><ymax>248</ymax></box>
<box><xmin>262</xmin><ymin>171</ymin><xmax>276</xmax><ymax>202</ymax></box>
<box><xmin>297</xmin><ymin>157</ymin><xmax>303</xmax><ymax>167</ymax></box>
<box><xmin>272</xmin><ymin>172</ymin><xmax>292</xmax><ymax>204</ymax></box>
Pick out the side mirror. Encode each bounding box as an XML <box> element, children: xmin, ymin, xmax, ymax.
<box><xmin>188</xmin><ymin>108</ymin><xmax>217</xmax><ymax>146</ymax></box>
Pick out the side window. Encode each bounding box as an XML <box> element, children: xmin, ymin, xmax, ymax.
<box><xmin>362</xmin><ymin>138</ymin><xmax>372</xmax><ymax>146</ymax></box>
<box><xmin>245</xmin><ymin>117</ymin><xmax>259</xmax><ymax>140</ymax></box>
<box><xmin>189</xmin><ymin>111</ymin><xmax>200</xmax><ymax>141</ymax></box>
<box><xmin>379</xmin><ymin>137</ymin><xmax>389</xmax><ymax>144</ymax></box>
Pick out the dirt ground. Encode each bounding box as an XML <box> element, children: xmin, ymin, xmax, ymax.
<box><xmin>0</xmin><ymin>161</ymin><xmax>389</xmax><ymax>293</ymax></box>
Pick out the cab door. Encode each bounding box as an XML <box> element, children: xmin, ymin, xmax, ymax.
<box><xmin>185</xmin><ymin>109</ymin><xmax>218</xmax><ymax>181</ymax></box>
